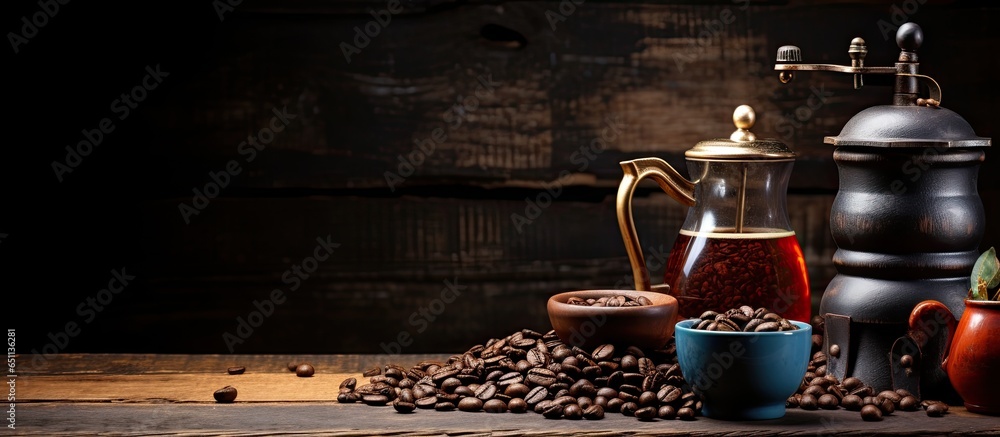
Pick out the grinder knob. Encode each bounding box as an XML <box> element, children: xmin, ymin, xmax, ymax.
<box><xmin>896</xmin><ymin>22</ymin><xmax>923</xmax><ymax>52</ymax></box>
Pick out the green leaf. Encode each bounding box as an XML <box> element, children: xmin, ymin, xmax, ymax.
<box><xmin>971</xmin><ymin>247</ymin><xmax>1000</xmax><ymax>291</ymax></box>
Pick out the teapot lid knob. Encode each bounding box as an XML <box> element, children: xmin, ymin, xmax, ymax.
<box><xmin>730</xmin><ymin>105</ymin><xmax>757</xmax><ymax>141</ymax></box>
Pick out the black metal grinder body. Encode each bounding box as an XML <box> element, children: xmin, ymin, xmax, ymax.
<box><xmin>775</xmin><ymin>23</ymin><xmax>991</xmax><ymax>400</ymax></box>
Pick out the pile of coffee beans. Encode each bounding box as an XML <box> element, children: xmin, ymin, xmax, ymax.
<box><xmin>785</xmin><ymin>316</ymin><xmax>950</xmax><ymax>420</ymax></box>
<box><xmin>565</xmin><ymin>295</ymin><xmax>652</xmax><ymax>307</ymax></box>
<box><xmin>689</xmin><ymin>306</ymin><xmax>798</xmax><ymax>332</ymax></box>
<box><xmin>338</xmin><ymin>329</ymin><xmax>701</xmax><ymax>421</ymax></box>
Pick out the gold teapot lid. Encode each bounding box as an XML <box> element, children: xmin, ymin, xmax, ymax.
<box><xmin>685</xmin><ymin>105</ymin><xmax>796</xmax><ymax>160</ymax></box>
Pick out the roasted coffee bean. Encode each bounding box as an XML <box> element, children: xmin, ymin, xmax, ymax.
<box><xmin>390</xmin><ymin>400</ymin><xmax>415</xmax><ymax>414</ymax></box>
<box><xmin>634</xmin><ymin>390</ymin><xmax>655</xmax><ymax>407</ymax></box>
<box><xmin>339</xmin><ymin>378</ymin><xmax>357</xmax><ymax>392</ymax></box>
<box><xmin>504</xmin><ymin>383</ymin><xmax>530</xmax><ymax>398</ymax></box>
<box><xmin>786</xmin><ymin>395</ymin><xmax>800</xmax><ymax>408</ymax></box>
<box><xmin>534</xmin><ymin>400</ymin><xmax>553</xmax><ymax>413</ymax></box>
<box><xmin>622</xmin><ymin>372</ymin><xmax>645</xmax><ymax>386</ymax></box>
<box><xmin>435</xmin><ymin>401</ymin><xmax>456</xmax><ymax>411</ymax></box>
<box><xmin>415</xmin><ymin>397</ymin><xmax>438</xmax><ymax>409</ymax></box>
<box><xmin>458</xmin><ymin>397</ymin><xmax>483</xmax><ymax>412</ymax></box>
<box><xmin>799</xmin><ymin>394</ymin><xmax>819</xmax><ymax>410</ymax></box>
<box><xmin>755</xmin><ymin>321</ymin><xmax>781</xmax><ymax>332</ymax></box>
<box><xmin>498</xmin><ymin>371</ymin><xmax>524</xmax><ymax>387</ymax></box>
<box><xmin>926</xmin><ymin>402</ymin><xmax>948</xmax><ymax>417</ymax></box>
<box><xmin>287</xmin><ymin>361</ymin><xmax>300</xmax><ymax>372</ymax></box>
<box><xmin>227</xmin><ymin>366</ymin><xmax>246</xmax><ymax>375</ymax></box>
<box><xmin>553</xmin><ymin>395</ymin><xmax>577</xmax><ymax>406</ymax></box>
<box><xmin>818</xmin><ymin>394</ymin><xmax>839</xmax><ymax>410</ymax></box>
<box><xmin>596</xmin><ymin>387</ymin><xmax>618</xmax><ymax>399</ymax></box>
<box><xmin>877</xmin><ymin>397</ymin><xmax>895</xmax><ymax>415</ymax></box>
<box><xmin>606</xmin><ymin>397</ymin><xmax>625</xmax><ymax>413</ymax></box>
<box><xmin>527</xmin><ymin>349</ymin><xmax>550</xmax><ymax>367</ymax></box>
<box><xmin>473</xmin><ymin>382</ymin><xmax>497</xmax><ymax>400</ymax></box>
<box><xmin>620</xmin><ymin>355</ymin><xmax>638</xmax><ymax>371</ymax></box>
<box><xmin>743</xmin><ymin>318</ymin><xmax>764</xmax><ymax>332</ymax></box>
<box><xmin>294</xmin><ymin>363</ymin><xmax>315</xmax><ymax>377</ymax></box>
<box><xmin>863</xmin><ymin>396</ymin><xmax>878</xmax><ymax>406</ymax></box>
<box><xmin>618</xmin><ymin>391</ymin><xmax>638</xmax><ymax>403</ymax></box>
<box><xmin>894</xmin><ymin>388</ymin><xmax>913</xmax><ymax>398</ymax></box>
<box><xmin>594</xmin><ymin>396</ymin><xmax>609</xmax><ymax>408</ymax></box>
<box><xmin>658</xmin><ymin>405</ymin><xmax>676</xmax><ymax>420</ymax></box>
<box><xmin>677</xmin><ymin>407</ymin><xmax>696</xmax><ymax>421</ymax></box>
<box><xmin>213</xmin><ymin>386</ymin><xmax>237</xmax><ymax>403</ymax></box>
<box><xmin>803</xmin><ymin>385</ymin><xmax>826</xmax><ymax>398</ymax></box>
<box><xmin>397</xmin><ymin>389</ymin><xmax>415</xmax><ymax>404</ymax></box>
<box><xmin>841</xmin><ymin>394</ymin><xmax>863</xmax><ymax>411</ymax></box>
<box><xmin>563</xmin><ymin>404</ymin><xmax>583</xmax><ymax>419</ymax></box>
<box><xmin>657</xmin><ymin>386</ymin><xmax>682</xmax><ymax>404</ymax></box>
<box><xmin>634</xmin><ymin>406</ymin><xmax>657</xmax><ymax>421</ymax></box>
<box><xmin>584</xmin><ymin>404</ymin><xmax>605</xmax><ymax>420</ymax></box>
<box><xmin>620</xmin><ymin>402</ymin><xmax>639</xmax><ymax>417</ymax></box>
<box><xmin>552</xmin><ymin>383</ymin><xmax>571</xmax><ymax>397</ymax></box>
<box><xmin>524</xmin><ymin>386</ymin><xmax>548</xmax><ymax>406</ymax></box>
<box><xmin>619</xmin><ymin>383</ymin><xmax>641</xmax><ymax>396</ymax></box>
<box><xmin>827</xmin><ymin>385</ymin><xmax>845</xmax><ymax>401</ymax></box>
<box><xmin>851</xmin><ymin>386</ymin><xmax>874</xmax><ymax>398</ymax></box>
<box><xmin>841</xmin><ymin>377</ymin><xmax>863</xmax><ymax>391</ymax></box>
<box><xmin>337</xmin><ymin>392</ymin><xmax>359</xmax><ymax>403</ymax></box>
<box><xmin>515</xmin><ymin>359</ymin><xmax>532</xmax><ymax>374</ymax></box>
<box><xmin>508</xmin><ymin>398</ymin><xmax>528</xmax><ymax>413</ymax></box>
<box><xmin>483</xmin><ymin>399</ymin><xmax>507</xmax><ymax>413</ymax></box>
<box><xmin>527</xmin><ymin>368</ymin><xmax>557</xmax><ymax>387</ymax></box>
<box><xmin>861</xmin><ymin>404</ymin><xmax>883</xmax><ymax>421</ymax></box>
<box><xmin>899</xmin><ymin>395</ymin><xmax>919</xmax><ymax>411</ymax></box>
<box><xmin>878</xmin><ymin>390</ymin><xmax>902</xmax><ymax>405</ymax></box>
<box><xmin>542</xmin><ymin>404</ymin><xmax>564</xmax><ymax>419</ymax></box>
<box><xmin>453</xmin><ymin>386</ymin><xmax>474</xmax><ymax>397</ymax></box>
<box><xmin>569</xmin><ymin>379</ymin><xmax>596</xmax><ymax>398</ymax></box>
<box><xmin>441</xmin><ymin>377</ymin><xmax>462</xmax><ymax>393</ymax></box>
<box><xmin>363</xmin><ymin>394</ymin><xmax>390</xmax><ymax>406</ymax></box>
<box><xmin>362</xmin><ymin>367</ymin><xmax>381</xmax><ymax>377</ymax></box>
<box><xmin>577</xmin><ymin>397</ymin><xmax>593</xmax><ymax>409</ymax></box>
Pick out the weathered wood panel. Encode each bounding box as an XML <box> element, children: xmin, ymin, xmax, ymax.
<box><xmin>24</xmin><ymin>193</ymin><xmax>832</xmax><ymax>354</ymax></box>
<box><xmin>134</xmin><ymin>2</ymin><xmax>998</xmax><ymax>193</ymax></box>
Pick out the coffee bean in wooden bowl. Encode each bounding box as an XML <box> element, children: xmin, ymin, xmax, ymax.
<box><xmin>547</xmin><ymin>290</ymin><xmax>678</xmax><ymax>350</ymax></box>
<box><xmin>674</xmin><ymin>307</ymin><xmax>811</xmax><ymax>420</ymax></box>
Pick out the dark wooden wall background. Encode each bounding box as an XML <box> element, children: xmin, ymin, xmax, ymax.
<box><xmin>6</xmin><ymin>1</ymin><xmax>999</xmax><ymax>359</ymax></box>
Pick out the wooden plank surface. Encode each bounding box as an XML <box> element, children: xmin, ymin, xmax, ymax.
<box><xmin>14</xmin><ymin>402</ymin><xmax>1000</xmax><ymax>437</ymax></box>
<box><xmin>11</xmin><ymin>353</ymin><xmax>1000</xmax><ymax>436</ymax></box>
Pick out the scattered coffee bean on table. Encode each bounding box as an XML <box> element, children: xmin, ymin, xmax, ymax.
<box><xmin>287</xmin><ymin>361</ymin><xmax>299</xmax><ymax>372</ymax></box>
<box><xmin>296</xmin><ymin>363</ymin><xmax>315</xmax><ymax>377</ymax></box>
<box><xmin>565</xmin><ymin>295</ymin><xmax>653</xmax><ymax>307</ymax></box>
<box><xmin>213</xmin><ymin>386</ymin><xmax>237</xmax><ymax>403</ymax></box>
<box><xmin>689</xmin><ymin>306</ymin><xmax>798</xmax><ymax>332</ymax></box>
<box><xmin>861</xmin><ymin>404</ymin><xmax>883</xmax><ymax>421</ymax></box>
<box><xmin>227</xmin><ymin>366</ymin><xmax>246</xmax><ymax>375</ymax></box>
<box><xmin>338</xmin><ymin>329</ymin><xmax>699</xmax><ymax>421</ymax></box>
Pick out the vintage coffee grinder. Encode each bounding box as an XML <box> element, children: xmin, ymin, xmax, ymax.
<box><xmin>774</xmin><ymin>23</ymin><xmax>991</xmax><ymax>400</ymax></box>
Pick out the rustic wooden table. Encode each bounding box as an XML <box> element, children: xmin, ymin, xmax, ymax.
<box><xmin>12</xmin><ymin>354</ymin><xmax>1000</xmax><ymax>436</ymax></box>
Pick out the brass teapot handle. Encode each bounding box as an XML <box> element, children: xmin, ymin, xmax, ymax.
<box><xmin>616</xmin><ymin>158</ymin><xmax>695</xmax><ymax>291</ymax></box>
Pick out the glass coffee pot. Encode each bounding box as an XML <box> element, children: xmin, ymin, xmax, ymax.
<box><xmin>616</xmin><ymin>105</ymin><xmax>811</xmax><ymax>322</ymax></box>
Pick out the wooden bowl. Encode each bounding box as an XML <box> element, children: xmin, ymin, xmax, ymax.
<box><xmin>546</xmin><ymin>290</ymin><xmax>679</xmax><ymax>351</ymax></box>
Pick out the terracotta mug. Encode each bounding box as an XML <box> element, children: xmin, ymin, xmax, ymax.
<box><xmin>909</xmin><ymin>299</ymin><xmax>1000</xmax><ymax>415</ymax></box>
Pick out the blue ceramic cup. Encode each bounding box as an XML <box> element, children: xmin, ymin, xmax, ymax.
<box><xmin>674</xmin><ymin>319</ymin><xmax>811</xmax><ymax>420</ymax></box>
